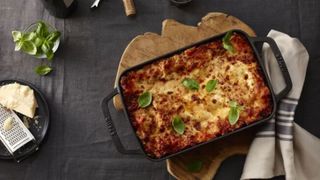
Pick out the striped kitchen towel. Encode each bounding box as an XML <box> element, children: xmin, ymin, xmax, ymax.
<box><xmin>241</xmin><ymin>30</ymin><xmax>320</xmax><ymax>180</ymax></box>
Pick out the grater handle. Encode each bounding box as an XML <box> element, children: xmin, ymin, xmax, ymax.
<box><xmin>101</xmin><ymin>88</ymin><xmax>142</xmax><ymax>155</ymax></box>
<box><xmin>13</xmin><ymin>140</ymin><xmax>38</xmax><ymax>163</ymax></box>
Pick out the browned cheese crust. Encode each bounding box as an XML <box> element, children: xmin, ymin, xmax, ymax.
<box><xmin>120</xmin><ymin>33</ymin><xmax>272</xmax><ymax>158</ymax></box>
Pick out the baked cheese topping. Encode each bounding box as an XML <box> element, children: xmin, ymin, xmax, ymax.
<box><xmin>120</xmin><ymin>33</ymin><xmax>272</xmax><ymax>158</ymax></box>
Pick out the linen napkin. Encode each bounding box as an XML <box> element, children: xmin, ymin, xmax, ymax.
<box><xmin>241</xmin><ymin>30</ymin><xmax>320</xmax><ymax>180</ymax></box>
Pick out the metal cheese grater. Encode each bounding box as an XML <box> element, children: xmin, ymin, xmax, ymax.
<box><xmin>0</xmin><ymin>105</ymin><xmax>37</xmax><ymax>162</ymax></box>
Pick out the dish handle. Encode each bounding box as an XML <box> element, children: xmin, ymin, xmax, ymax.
<box><xmin>101</xmin><ymin>88</ymin><xmax>142</xmax><ymax>155</ymax></box>
<box><xmin>250</xmin><ymin>37</ymin><xmax>293</xmax><ymax>102</ymax></box>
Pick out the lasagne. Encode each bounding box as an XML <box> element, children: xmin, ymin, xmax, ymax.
<box><xmin>120</xmin><ymin>32</ymin><xmax>272</xmax><ymax>158</ymax></box>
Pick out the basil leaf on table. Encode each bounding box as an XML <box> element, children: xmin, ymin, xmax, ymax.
<box><xmin>21</xmin><ymin>41</ymin><xmax>37</xmax><ymax>55</ymax></box>
<box><xmin>34</xmin><ymin>65</ymin><xmax>52</xmax><ymax>76</ymax></box>
<box><xmin>228</xmin><ymin>100</ymin><xmax>242</xmax><ymax>125</ymax></box>
<box><xmin>172</xmin><ymin>116</ymin><xmax>185</xmax><ymax>135</ymax></box>
<box><xmin>205</xmin><ymin>79</ymin><xmax>218</xmax><ymax>92</ymax></box>
<box><xmin>12</xmin><ymin>31</ymin><xmax>22</xmax><ymax>42</ymax></box>
<box><xmin>186</xmin><ymin>160</ymin><xmax>203</xmax><ymax>172</ymax></box>
<box><xmin>222</xmin><ymin>31</ymin><xmax>236</xmax><ymax>53</ymax></box>
<box><xmin>182</xmin><ymin>78</ymin><xmax>199</xmax><ymax>90</ymax></box>
<box><xmin>138</xmin><ymin>91</ymin><xmax>152</xmax><ymax>108</ymax></box>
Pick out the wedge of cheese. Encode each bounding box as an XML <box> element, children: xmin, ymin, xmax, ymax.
<box><xmin>0</xmin><ymin>83</ymin><xmax>37</xmax><ymax>118</ymax></box>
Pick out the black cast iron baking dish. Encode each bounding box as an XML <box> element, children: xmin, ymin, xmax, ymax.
<box><xmin>101</xmin><ymin>30</ymin><xmax>292</xmax><ymax>161</ymax></box>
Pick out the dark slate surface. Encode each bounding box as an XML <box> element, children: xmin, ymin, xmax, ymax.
<box><xmin>0</xmin><ymin>0</ymin><xmax>319</xmax><ymax>179</ymax></box>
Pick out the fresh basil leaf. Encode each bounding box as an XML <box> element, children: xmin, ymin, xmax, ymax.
<box><xmin>41</xmin><ymin>41</ymin><xmax>51</xmax><ymax>53</ymax></box>
<box><xmin>21</xmin><ymin>41</ymin><xmax>37</xmax><ymax>55</ymax></box>
<box><xmin>206</xmin><ymin>79</ymin><xmax>218</xmax><ymax>92</ymax></box>
<box><xmin>172</xmin><ymin>116</ymin><xmax>185</xmax><ymax>135</ymax></box>
<box><xmin>46</xmin><ymin>50</ymin><xmax>54</xmax><ymax>60</ymax></box>
<box><xmin>46</xmin><ymin>31</ymin><xmax>61</xmax><ymax>42</ymax></box>
<box><xmin>186</xmin><ymin>160</ymin><xmax>203</xmax><ymax>172</ymax></box>
<box><xmin>35</xmin><ymin>49</ymin><xmax>43</xmax><ymax>57</ymax></box>
<box><xmin>14</xmin><ymin>41</ymin><xmax>24</xmax><ymax>51</ymax></box>
<box><xmin>12</xmin><ymin>21</ymin><xmax>60</xmax><ymax>61</ymax></box>
<box><xmin>222</xmin><ymin>31</ymin><xmax>236</xmax><ymax>53</ymax></box>
<box><xmin>33</xmin><ymin>37</ymin><xmax>44</xmax><ymax>47</ymax></box>
<box><xmin>47</xmin><ymin>40</ymin><xmax>54</xmax><ymax>49</ymax></box>
<box><xmin>228</xmin><ymin>100</ymin><xmax>242</xmax><ymax>125</ymax></box>
<box><xmin>229</xmin><ymin>100</ymin><xmax>238</xmax><ymax>108</ymax></box>
<box><xmin>34</xmin><ymin>65</ymin><xmax>52</xmax><ymax>76</ymax></box>
<box><xmin>22</xmin><ymin>32</ymin><xmax>37</xmax><ymax>41</ymax></box>
<box><xmin>182</xmin><ymin>78</ymin><xmax>199</xmax><ymax>90</ymax></box>
<box><xmin>12</xmin><ymin>31</ymin><xmax>22</xmax><ymax>42</ymax></box>
<box><xmin>224</xmin><ymin>43</ymin><xmax>235</xmax><ymax>53</ymax></box>
<box><xmin>228</xmin><ymin>107</ymin><xmax>240</xmax><ymax>125</ymax></box>
<box><xmin>138</xmin><ymin>91</ymin><xmax>152</xmax><ymax>108</ymax></box>
<box><xmin>36</xmin><ymin>21</ymin><xmax>49</xmax><ymax>37</ymax></box>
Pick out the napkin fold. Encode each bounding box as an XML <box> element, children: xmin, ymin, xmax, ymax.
<box><xmin>241</xmin><ymin>30</ymin><xmax>320</xmax><ymax>180</ymax></box>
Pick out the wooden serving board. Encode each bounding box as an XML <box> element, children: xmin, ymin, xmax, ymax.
<box><xmin>113</xmin><ymin>12</ymin><xmax>256</xmax><ymax>179</ymax></box>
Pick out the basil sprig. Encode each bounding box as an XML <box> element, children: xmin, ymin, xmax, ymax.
<box><xmin>12</xmin><ymin>21</ymin><xmax>61</xmax><ymax>76</ymax></box>
<box><xmin>222</xmin><ymin>31</ymin><xmax>236</xmax><ymax>53</ymax></box>
<box><xmin>12</xmin><ymin>31</ymin><xmax>37</xmax><ymax>55</ymax></box>
<box><xmin>182</xmin><ymin>78</ymin><xmax>199</xmax><ymax>90</ymax></box>
<box><xmin>138</xmin><ymin>91</ymin><xmax>152</xmax><ymax>108</ymax></box>
<box><xmin>205</xmin><ymin>79</ymin><xmax>218</xmax><ymax>92</ymax></box>
<box><xmin>228</xmin><ymin>100</ymin><xmax>243</xmax><ymax>125</ymax></box>
<box><xmin>172</xmin><ymin>116</ymin><xmax>185</xmax><ymax>135</ymax></box>
<box><xmin>186</xmin><ymin>160</ymin><xmax>203</xmax><ymax>172</ymax></box>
